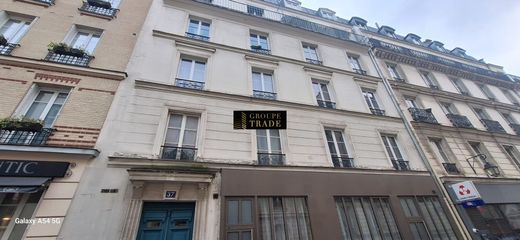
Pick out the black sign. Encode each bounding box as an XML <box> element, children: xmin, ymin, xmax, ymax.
<box><xmin>233</xmin><ymin>111</ymin><xmax>287</xmax><ymax>129</ymax></box>
<box><xmin>164</xmin><ymin>191</ymin><xmax>177</xmax><ymax>199</ymax></box>
<box><xmin>0</xmin><ymin>160</ymin><xmax>70</xmax><ymax>177</ymax></box>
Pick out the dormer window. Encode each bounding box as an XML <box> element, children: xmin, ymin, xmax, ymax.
<box><xmin>349</xmin><ymin>17</ymin><xmax>368</xmax><ymax>30</ymax></box>
<box><xmin>404</xmin><ymin>33</ymin><xmax>421</xmax><ymax>45</ymax></box>
<box><xmin>429</xmin><ymin>41</ymin><xmax>447</xmax><ymax>53</ymax></box>
<box><xmin>317</xmin><ymin>8</ymin><xmax>336</xmax><ymax>20</ymax></box>
<box><xmin>283</xmin><ymin>0</ymin><xmax>301</xmax><ymax>10</ymax></box>
<box><xmin>451</xmin><ymin>47</ymin><xmax>466</xmax><ymax>57</ymax></box>
<box><xmin>378</xmin><ymin>26</ymin><xmax>396</xmax><ymax>38</ymax></box>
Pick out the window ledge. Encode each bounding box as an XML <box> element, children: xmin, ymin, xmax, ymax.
<box><xmin>0</xmin><ymin>145</ymin><xmax>99</xmax><ymax>158</ymax></box>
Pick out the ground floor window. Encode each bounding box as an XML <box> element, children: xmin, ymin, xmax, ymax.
<box><xmin>466</xmin><ymin>203</ymin><xmax>520</xmax><ymax>239</ymax></box>
<box><xmin>0</xmin><ymin>192</ymin><xmax>43</xmax><ymax>239</ymax></box>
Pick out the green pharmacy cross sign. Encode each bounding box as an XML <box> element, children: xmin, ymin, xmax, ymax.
<box><xmin>233</xmin><ymin>111</ymin><xmax>287</xmax><ymax>129</ymax></box>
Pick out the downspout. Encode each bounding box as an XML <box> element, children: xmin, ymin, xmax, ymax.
<box><xmin>367</xmin><ymin>46</ymin><xmax>472</xmax><ymax>239</ymax></box>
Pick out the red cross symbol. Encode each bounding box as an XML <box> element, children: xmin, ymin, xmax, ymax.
<box><xmin>459</xmin><ymin>185</ymin><xmax>471</xmax><ymax>196</ymax></box>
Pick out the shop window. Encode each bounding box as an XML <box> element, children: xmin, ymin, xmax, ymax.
<box><xmin>0</xmin><ymin>192</ymin><xmax>43</xmax><ymax>239</ymax></box>
<box><xmin>258</xmin><ymin>197</ymin><xmax>312</xmax><ymax>240</ymax></box>
<box><xmin>466</xmin><ymin>204</ymin><xmax>520</xmax><ymax>238</ymax></box>
<box><xmin>226</xmin><ymin>198</ymin><xmax>254</xmax><ymax>240</ymax></box>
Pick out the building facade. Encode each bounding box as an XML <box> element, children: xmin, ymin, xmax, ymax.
<box><xmin>0</xmin><ymin>0</ymin><xmax>151</xmax><ymax>239</ymax></box>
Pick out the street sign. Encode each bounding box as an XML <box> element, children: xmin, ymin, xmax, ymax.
<box><xmin>450</xmin><ymin>181</ymin><xmax>481</xmax><ymax>203</ymax></box>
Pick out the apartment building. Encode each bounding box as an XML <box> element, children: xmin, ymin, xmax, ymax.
<box><xmin>59</xmin><ymin>0</ymin><xmax>467</xmax><ymax>239</ymax></box>
<box><xmin>0</xmin><ymin>0</ymin><xmax>151</xmax><ymax>239</ymax></box>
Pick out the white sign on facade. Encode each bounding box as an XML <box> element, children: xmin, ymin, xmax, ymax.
<box><xmin>450</xmin><ymin>181</ymin><xmax>481</xmax><ymax>203</ymax></box>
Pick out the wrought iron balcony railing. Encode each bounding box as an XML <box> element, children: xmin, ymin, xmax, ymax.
<box><xmin>317</xmin><ymin>99</ymin><xmax>336</xmax><ymax>109</ymax></box>
<box><xmin>353</xmin><ymin>68</ymin><xmax>367</xmax><ymax>75</ymax></box>
<box><xmin>258</xmin><ymin>152</ymin><xmax>285</xmax><ymax>166</ymax></box>
<box><xmin>250</xmin><ymin>46</ymin><xmax>271</xmax><ymax>55</ymax></box>
<box><xmin>161</xmin><ymin>146</ymin><xmax>197</xmax><ymax>161</ymax></box>
<box><xmin>0</xmin><ymin>43</ymin><xmax>20</xmax><ymax>55</ymax></box>
<box><xmin>446</xmin><ymin>113</ymin><xmax>474</xmax><ymax>129</ymax></box>
<box><xmin>0</xmin><ymin>128</ymin><xmax>53</xmax><ymax>146</ymax></box>
<box><xmin>79</xmin><ymin>2</ymin><xmax>119</xmax><ymax>18</ymax></box>
<box><xmin>429</xmin><ymin>85</ymin><xmax>440</xmax><ymax>90</ymax></box>
<box><xmin>305</xmin><ymin>58</ymin><xmax>322</xmax><ymax>65</ymax></box>
<box><xmin>370</xmin><ymin>108</ymin><xmax>385</xmax><ymax>116</ymax></box>
<box><xmin>253</xmin><ymin>90</ymin><xmax>277</xmax><ymax>100</ymax></box>
<box><xmin>44</xmin><ymin>51</ymin><xmax>93</xmax><ymax>67</ymax></box>
<box><xmin>391</xmin><ymin>159</ymin><xmax>410</xmax><ymax>171</ymax></box>
<box><xmin>408</xmin><ymin>108</ymin><xmax>438</xmax><ymax>124</ymax></box>
<box><xmin>175</xmin><ymin>78</ymin><xmax>205</xmax><ymax>90</ymax></box>
<box><xmin>194</xmin><ymin>0</ymin><xmax>369</xmax><ymax>46</ymax></box>
<box><xmin>510</xmin><ymin>123</ymin><xmax>520</xmax><ymax>135</ymax></box>
<box><xmin>185</xmin><ymin>32</ymin><xmax>210</xmax><ymax>41</ymax></box>
<box><xmin>331</xmin><ymin>156</ymin><xmax>354</xmax><ymax>168</ymax></box>
<box><xmin>442</xmin><ymin>163</ymin><xmax>460</xmax><ymax>174</ymax></box>
<box><xmin>393</xmin><ymin>77</ymin><xmax>406</xmax><ymax>82</ymax></box>
<box><xmin>480</xmin><ymin>119</ymin><xmax>506</xmax><ymax>133</ymax></box>
<box><xmin>31</xmin><ymin>0</ymin><xmax>54</xmax><ymax>5</ymax></box>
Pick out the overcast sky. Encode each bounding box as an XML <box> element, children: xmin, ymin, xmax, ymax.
<box><xmin>301</xmin><ymin>0</ymin><xmax>520</xmax><ymax>76</ymax></box>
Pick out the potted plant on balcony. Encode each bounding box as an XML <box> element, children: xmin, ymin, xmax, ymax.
<box><xmin>48</xmin><ymin>42</ymin><xmax>86</xmax><ymax>58</ymax></box>
<box><xmin>0</xmin><ymin>117</ymin><xmax>44</xmax><ymax>132</ymax></box>
<box><xmin>87</xmin><ymin>0</ymin><xmax>112</xmax><ymax>9</ymax></box>
<box><xmin>0</xmin><ymin>35</ymin><xmax>7</xmax><ymax>46</ymax></box>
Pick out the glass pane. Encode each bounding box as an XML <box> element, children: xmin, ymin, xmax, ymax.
<box><xmin>42</xmin><ymin>104</ymin><xmax>62</xmax><ymax>128</ymax></box>
<box><xmin>185</xmin><ymin>116</ymin><xmax>199</xmax><ymax>130</ymax></box>
<box><xmin>294</xmin><ymin>197</ymin><xmax>311</xmax><ymax>240</ymax></box>
<box><xmin>25</xmin><ymin>102</ymin><xmax>47</xmax><ymax>120</ymax></box>
<box><xmin>200</xmin><ymin>22</ymin><xmax>210</xmax><ymax>37</ymax></box>
<box><xmin>282</xmin><ymin>198</ymin><xmax>300</xmax><ymax>239</ymax></box>
<box><xmin>85</xmin><ymin>35</ymin><xmax>100</xmax><ymax>54</ymax></box>
<box><xmin>54</xmin><ymin>93</ymin><xmax>69</xmax><ymax>104</ymax></box>
<box><xmin>388</xmin><ymin>137</ymin><xmax>403</xmax><ymax>159</ymax></box>
<box><xmin>227</xmin><ymin>200</ymin><xmax>239</xmax><ymax>225</ymax></box>
<box><xmin>71</xmin><ymin>32</ymin><xmax>90</xmax><ymax>49</ymax></box>
<box><xmin>259</xmin><ymin>36</ymin><xmax>269</xmax><ymax>49</ymax></box>
<box><xmin>262</xmin><ymin>74</ymin><xmax>274</xmax><ymax>93</ymax></box>
<box><xmin>182</xmin><ymin>130</ymin><xmax>197</xmax><ymax>146</ymax></box>
<box><xmin>372</xmin><ymin>198</ymin><xmax>392</xmax><ymax>240</ymax></box>
<box><xmin>227</xmin><ymin>232</ymin><xmax>239</xmax><ymax>240</ymax></box>
<box><xmin>10</xmin><ymin>22</ymin><xmax>30</xmax><ymax>44</ymax></box>
<box><xmin>381</xmin><ymin>198</ymin><xmax>401</xmax><ymax>239</ymax></box>
<box><xmin>188</xmin><ymin>20</ymin><xmax>199</xmax><ymax>34</ymax></box>
<box><xmin>258</xmin><ymin>198</ymin><xmax>273</xmax><ymax>240</ymax></box>
<box><xmin>320</xmin><ymin>84</ymin><xmax>331</xmax><ymax>101</ymax></box>
<box><xmin>257</xmin><ymin>135</ymin><xmax>268</xmax><ymax>152</ymax></box>
<box><xmin>179</xmin><ymin>59</ymin><xmax>192</xmax><ymax>80</ymax></box>
<box><xmin>1</xmin><ymin>20</ymin><xmax>22</xmax><ymax>41</ymax></box>
<box><xmin>241</xmin><ymin>200</ymin><xmax>252</xmax><ymax>225</ymax></box>
<box><xmin>352</xmin><ymin>197</ymin><xmax>371</xmax><ymax>238</ymax></box>
<box><xmin>362</xmin><ymin>197</ymin><xmax>382</xmax><ymax>240</ymax></box>
<box><xmin>417</xmin><ymin>197</ymin><xmax>440</xmax><ymax>240</ymax></box>
<box><xmin>164</xmin><ymin>129</ymin><xmax>180</xmax><ymax>145</ymax></box>
<box><xmin>344</xmin><ymin>197</ymin><xmax>362</xmax><ymax>239</ymax></box>
<box><xmin>273</xmin><ymin>197</ymin><xmax>286</xmax><ymax>240</ymax></box>
<box><xmin>252</xmin><ymin>72</ymin><xmax>262</xmax><ymax>91</ymax></box>
<box><xmin>0</xmin><ymin>206</ymin><xmax>16</xmax><ymax>227</ymax></box>
<box><xmin>250</xmin><ymin>34</ymin><xmax>258</xmax><ymax>46</ymax></box>
<box><xmin>312</xmin><ymin>83</ymin><xmax>322</xmax><ymax>99</ymax></box>
<box><xmin>336</xmin><ymin>198</ymin><xmax>351</xmax><ymax>239</ymax></box>
<box><xmin>242</xmin><ymin>231</ymin><xmax>252</xmax><ymax>240</ymax></box>
<box><xmin>193</xmin><ymin>61</ymin><xmax>206</xmax><ymax>82</ymax></box>
<box><xmin>168</xmin><ymin>114</ymin><xmax>183</xmax><ymax>128</ymax></box>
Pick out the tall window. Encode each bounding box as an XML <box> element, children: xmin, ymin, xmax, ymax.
<box><xmin>430</xmin><ymin>138</ymin><xmax>459</xmax><ymax>174</ymax></box>
<box><xmin>303</xmin><ymin>44</ymin><xmax>320</xmax><ymax>64</ymax></box>
<box><xmin>0</xmin><ymin>17</ymin><xmax>32</xmax><ymax>44</ymax></box>
<box><xmin>440</xmin><ymin>102</ymin><xmax>457</xmax><ymax>115</ymax></box>
<box><xmin>24</xmin><ymin>89</ymin><xmax>69</xmax><ymax>128</ymax></box>
<box><xmin>226</xmin><ymin>198</ymin><xmax>254</xmax><ymax>240</ymax></box>
<box><xmin>473</xmin><ymin>107</ymin><xmax>490</xmax><ymax>120</ymax></box>
<box><xmin>400</xmin><ymin>196</ymin><xmax>457</xmax><ymax>240</ymax></box>
<box><xmin>256</xmin><ymin>129</ymin><xmax>284</xmax><ymax>165</ymax></box>
<box><xmin>478</xmin><ymin>84</ymin><xmax>495</xmax><ymax>100</ymax></box>
<box><xmin>502</xmin><ymin>89</ymin><xmax>520</xmax><ymax>105</ymax></box>
<box><xmin>450</xmin><ymin>78</ymin><xmax>469</xmax><ymax>96</ymax></box>
<box><xmin>502</xmin><ymin>113</ymin><xmax>517</xmax><ymax>125</ymax></box>
<box><xmin>312</xmin><ymin>81</ymin><xmax>335</xmax><ymax>108</ymax></box>
<box><xmin>405</xmin><ymin>97</ymin><xmax>420</xmax><ymax>109</ymax></box>
<box><xmin>187</xmin><ymin>18</ymin><xmax>210</xmax><ymax>40</ymax></box>
<box><xmin>250</xmin><ymin>32</ymin><xmax>269</xmax><ymax>50</ymax></box>
<box><xmin>252</xmin><ymin>71</ymin><xmax>275</xmax><ymax>100</ymax></box>
<box><xmin>381</xmin><ymin>135</ymin><xmax>408</xmax><ymax>170</ymax></box>
<box><xmin>258</xmin><ymin>197</ymin><xmax>312</xmax><ymax>240</ymax></box>
<box><xmin>503</xmin><ymin>145</ymin><xmax>520</xmax><ymax>168</ymax></box>
<box><xmin>336</xmin><ymin>196</ymin><xmax>401</xmax><ymax>240</ymax></box>
<box><xmin>69</xmin><ymin>28</ymin><xmax>102</xmax><ymax>55</ymax></box>
<box><xmin>386</xmin><ymin>63</ymin><xmax>404</xmax><ymax>81</ymax></box>
<box><xmin>362</xmin><ymin>90</ymin><xmax>384</xmax><ymax>115</ymax></box>
<box><xmin>176</xmin><ymin>58</ymin><xmax>206</xmax><ymax>90</ymax></box>
<box><xmin>348</xmin><ymin>55</ymin><xmax>365</xmax><ymax>75</ymax></box>
<box><xmin>419</xmin><ymin>71</ymin><xmax>439</xmax><ymax>89</ymax></box>
<box><xmin>466</xmin><ymin>204</ymin><xmax>520</xmax><ymax>238</ymax></box>
<box><xmin>325</xmin><ymin>129</ymin><xmax>352</xmax><ymax>168</ymax></box>
<box><xmin>162</xmin><ymin>114</ymin><xmax>199</xmax><ymax>160</ymax></box>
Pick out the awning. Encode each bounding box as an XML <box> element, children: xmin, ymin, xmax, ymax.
<box><xmin>474</xmin><ymin>183</ymin><xmax>520</xmax><ymax>204</ymax></box>
<box><xmin>0</xmin><ymin>177</ymin><xmax>50</xmax><ymax>193</ymax></box>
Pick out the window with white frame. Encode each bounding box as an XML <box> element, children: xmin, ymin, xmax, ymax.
<box><xmin>312</xmin><ymin>81</ymin><xmax>334</xmax><ymax>108</ymax></box>
<box><xmin>162</xmin><ymin>114</ymin><xmax>199</xmax><ymax>160</ymax></box>
<box><xmin>23</xmin><ymin>88</ymin><xmax>69</xmax><ymax>128</ymax></box>
<box><xmin>362</xmin><ymin>89</ymin><xmax>384</xmax><ymax>115</ymax></box>
<box><xmin>502</xmin><ymin>89</ymin><xmax>520</xmax><ymax>105</ymax></box>
<box><xmin>0</xmin><ymin>15</ymin><xmax>33</xmax><ymax>44</ymax></box>
<box><xmin>256</xmin><ymin>129</ymin><xmax>284</xmax><ymax>165</ymax></box>
<box><xmin>478</xmin><ymin>84</ymin><xmax>495</xmax><ymax>100</ymax></box>
<box><xmin>440</xmin><ymin>102</ymin><xmax>457</xmax><ymax>115</ymax></box>
<box><xmin>381</xmin><ymin>135</ymin><xmax>408</xmax><ymax>170</ymax></box>
<box><xmin>176</xmin><ymin>58</ymin><xmax>206</xmax><ymax>90</ymax></box>
<box><xmin>503</xmin><ymin>145</ymin><xmax>520</xmax><ymax>168</ymax></box>
<box><xmin>252</xmin><ymin>70</ymin><xmax>276</xmax><ymax>100</ymax></box>
<box><xmin>404</xmin><ymin>97</ymin><xmax>420</xmax><ymax>109</ymax></box>
<box><xmin>249</xmin><ymin>32</ymin><xmax>269</xmax><ymax>50</ymax></box>
<box><xmin>348</xmin><ymin>55</ymin><xmax>365</xmax><ymax>74</ymax></box>
<box><xmin>473</xmin><ymin>107</ymin><xmax>490</xmax><ymax>120</ymax></box>
<box><xmin>429</xmin><ymin>138</ymin><xmax>460</xmax><ymax>174</ymax></box>
<box><xmin>450</xmin><ymin>78</ymin><xmax>469</xmax><ymax>96</ymax></box>
<box><xmin>68</xmin><ymin>27</ymin><xmax>102</xmax><ymax>55</ymax></box>
<box><xmin>187</xmin><ymin>18</ymin><xmax>210</xmax><ymax>39</ymax></box>
<box><xmin>501</xmin><ymin>113</ymin><xmax>517</xmax><ymax>125</ymax></box>
<box><xmin>303</xmin><ymin>44</ymin><xmax>320</xmax><ymax>63</ymax></box>
<box><xmin>325</xmin><ymin>129</ymin><xmax>352</xmax><ymax>168</ymax></box>
<box><xmin>386</xmin><ymin>63</ymin><xmax>404</xmax><ymax>81</ymax></box>
<box><xmin>419</xmin><ymin>70</ymin><xmax>439</xmax><ymax>89</ymax></box>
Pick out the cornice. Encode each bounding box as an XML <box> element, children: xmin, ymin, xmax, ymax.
<box><xmin>410</xmin><ymin>121</ymin><xmax>520</xmax><ymax>141</ymax></box>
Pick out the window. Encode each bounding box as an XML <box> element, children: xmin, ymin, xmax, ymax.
<box><xmin>362</xmin><ymin>90</ymin><xmax>384</xmax><ymax>115</ymax></box>
<box><xmin>252</xmin><ymin>71</ymin><xmax>275</xmax><ymax>100</ymax></box>
<box><xmin>23</xmin><ymin>88</ymin><xmax>69</xmax><ymax>128</ymax></box>
<box><xmin>502</xmin><ymin>113</ymin><xmax>517</xmax><ymax>125</ymax></box>
<box><xmin>400</xmin><ymin>196</ymin><xmax>457</xmax><ymax>240</ymax></box>
<box><xmin>502</xmin><ymin>89</ymin><xmax>520</xmax><ymax>105</ymax></box>
<box><xmin>0</xmin><ymin>16</ymin><xmax>32</xmax><ymax>44</ymax></box>
<box><xmin>69</xmin><ymin>29</ymin><xmax>101</xmax><ymax>55</ymax></box>
<box><xmin>473</xmin><ymin>107</ymin><xmax>489</xmax><ymax>120</ymax></box>
<box><xmin>256</xmin><ymin>129</ymin><xmax>284</xmax><ymax>165</ymax></box>
<box><xmin>419</xmin><ymin>71</ymin><xmax>440</xmax><ymax>89</ymax></box>
<box><xmin>386</xmin><ymin>63</ymin><xmax>404</xmax><ymax>81</ymax></box>
<box><xmin>468</xmin><ymin>142</ymin><xmax>495</xmax><ymax>169</ymax></box>
<box><xmin>312</xmin><ymin>81</ymin><xmax>335</xmax><ymax>108</ymax></box>
<box><xmin>258</xmin><ymin>197</ymin><xmax>312</xmax><ymax>240</ymax></box>
<box><xmin>503</xmin><ymin>145</ymin><xmax>520</xmax><ymax>168</ymax></box>
<box><xmin>80</xmin><ymin>0</ymin><xmax>120</xmax><ymax>17</ymax></box>
<box><xmin>466</xmin><ymin>204</ymin><xmax>520</xmax><ymax>238</ymax></box>
<box><xmin>0</xmin><ymin>192</ymin><xmax>44</xmax><ymax>239</ymax></box>
<box><xmin>250</xmin><ymin>32</ymin><xmax>269</xmax><ymax>51</ymax></box>
<box><xmin>381</xmin><ymin>135</ymin><xmax>408</xmax><ymax>170</ymax></box>
<box><xmin>440</xmin><ymin>102</ymin><xmax>457</xmax><ymax>115</ymax></box>
<box><xmin>226</xmin><ymin>198</ymin><xmax>254</xmax><ymax>240</ymax></box>
<box><xmin>247</xmin><ymin>5</ymin><xmax>264</xmax><ymax>16</ymax></box>
<box><xmin>302</xmin><ymin>44</ymin><xmax>320</xmax><ymax>64</ymax></box>
<box><xmin>405</xmin><ymin>97</ymin><xmax>420</xmax><ymax>109</ymax></box>
<box><xmin>176</xmin><ymin>58</ymin><xmax>206</xmax><ymax>90</ymax></box>
<box><xmin>430</xmin><ymin>138</ymin><xmax>459</xmax><ymax>174</ymax></box>
<box><xmin>162</xmin><ymin>114</ymin><xmax>199</xmax><ymax>160</ymax></box>
<box><xmin>450</xmin><ymin>78</ymin><xmax>469</xmax><ymax>96</ymax></box>
<box><xmin>325</xmin><ymin>129</ymin><xmax>352</xmax><ymax>168</ymax></box>
<box><xmin>478</xmin><ymin>84</ymin><xmax>495</xmax><ymax>100</ymax></box>
<box><xmin>336</xmin><ymin>196</ymin><xmax>401</xmax><ymax>240</ymax></box>
<box><xmin>187</xmin><ymin>18</ymin><xmax>210</xmax><ymax>40</ymax></box>
<box><xmin>348</xmin><ymin>55</ymin><xmax>365</xmax><ymax>75</ymax></box>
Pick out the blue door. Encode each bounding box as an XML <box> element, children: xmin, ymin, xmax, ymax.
<box><xmin>137</xmin><ymin>202</ymin><xmax>195</xmax><ymax>240</ymax></box>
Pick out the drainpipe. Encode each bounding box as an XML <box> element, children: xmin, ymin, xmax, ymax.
<box><xmin>367</xmin><ymin>47</ymin><xmax>472</xmax><ymax>239</ymax></box>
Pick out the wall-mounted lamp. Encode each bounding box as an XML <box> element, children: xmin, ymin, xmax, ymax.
<box><xmin>466</xmin><ymin>154</ymin><xmax>500</xmax><ymax>177</ymax></box>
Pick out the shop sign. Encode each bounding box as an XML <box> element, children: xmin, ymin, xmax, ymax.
<box><xmin>0</xmin><ymin>160</ymin><xmax>70</xmax><ymax>177</ymax></box>
<box><xmin>450</xmin><ymin>181</ymin><xmax>482</xmax><ymax>203</ymax></box>
<box><xmin>233</xmin><ymin>111</ymin><xmax>287</xmax><ymax>129</ymax></box>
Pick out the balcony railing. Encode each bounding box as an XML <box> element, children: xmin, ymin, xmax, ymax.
<box><xmin>79</xmin><ymin>2</ymin><xmax>119</xmax><ymax>18</ymax></box>
<box><xmin>194</xmin><ymin>0</ymin><xmax>369</xmax><ymax>46</ymax></box>
<box><xmin>393</xmin><ymin>77</ymin><xmax>406</xmax><ymax>82</ymax></box>
<box><xmin>258</xmin><ymin>152</ymin><xmax>285</xmax><ymax>166</ymax></box>
<box><xmin>510</xmin><ymin>123</ymin><xmax>520</xmax><ymax>135</ymax></box>
<box><xmin>391</xmin><ymin>160</ymin><xmax>410</xmax><ymax>171</ymax></box>
<box><xmin>480</xmin><ymin>119</ymin><xmax>506</xmax><ymax>133</ymax></box>
<box><xmin>442</xmin><ymin>163</ymin><xmax>460</xmax><ymax>174</ymax></box>
<box><xmin>31</xmin><ymin>0</ymin><xmax>54</xmax><ymax>5</ymax></box>
<box><xmin>0</xmin><ymin>43</ymin><xmax>20</xmax><ymax>55</ymax></box>
<box><xmin>305</xmin><ymin>58</ymin><xmax>322</xmax><ymax>65</ymax></box>
<box><xmin>175</xmin><ymin>78</ymin><xmax>205</xmax><ymax>90</ymax></box>
<box><xmin>370</xmin><ymin>108</ymin><xmax>385</xmax><ymax>116</ymax></box>
<box><xmin>253</xmin><ymin>90</ymin><xmax>276</xmax><ymax>100</ymax></box>
<box><xmin>44</xmin><ymin>51</ymin><xmax>93</xmax><ymax>67</ymax></box>
<box><xmin>429</xmin><ymin>85</ymin><xmax>440</xmax><ymax>90</ymax></box>
<box><xmin>250</xmin><ymin>46</ymin><xmax>271</xmax><ymax>55</ymax></box>
<box><xmin>446</xmin><ymin>113</ymin><xmax>474</xmax><ymax>129</ymax></box>
<box><xmin>408</xmin><ymin>108</ymin><xmax>438</xmax><ymax>124</ymax></box>
<box><xmin>185</xmin><ymin>32</ymin><xmax>210</xmax><ymax>41</ymax></box>
<box><xmin>161</xmin><ymin>146</ymin><xmax>197</xmax><ymax>161</ymax></box>
<box><xmin>317</xmin><ymin>99</ymin><xmax>336</xmax><ymax>109</ymax></box>
<box><xmin>332</xmin><ymin>156</ymin><xmax>354</xmax><ymax>168</ymax></box>
<box><xmin>353</xmin><ymin>68</ymin><xmax>367</xmax><ymax>75</ymax></box>
<box><xmin>0</xmin><ymin>128</ymin><xmax>53</xmax><ymax>146</ymax></box>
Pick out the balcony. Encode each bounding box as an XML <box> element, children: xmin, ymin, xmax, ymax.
<box><xmin>253</xmin><ymin>90</ymin><xmax>276</xmax><ymax>100</ymax></box>
<box><xmin>429</xmin><ymin>85</ymin><xmax>440</xmax><ymax>90</ymax></box>
<box><xmin>44</xmin><ymin>51</ymin><xmax>93</xmax><ymax>67</ymax></box>
<box><xmin>305</xmin><ymin>58</ymin><xmax>323</xmax><ymax>65</ymax></box>
<box><xmin>161</xmin><ymin>146</ymin><xmax>197</xmax><ymax>161</ymax></box>
<box><xmin>0</xmin><ymin>43</ymin><xmax>19</xmax><ymax>56</ymax></box>
<box><xmin>370</xmin><ymin>108</ymin><xmax>385</xmax><ymax>116</ymax></box>
<box><xmin>79</xmin><ymin>2</ymin><xmax>119</xmax><ymax>18</ymax></box>
<box><xmin>393</xmin><ymin>77</ymin><xmax>406</xmax><ymax>82</ymax></box>
<box><xmin>317</xmin><ymin>100</ymin><xmax>336</xmax><ymax>109</ymax></box>
<box><xmin>353</xmin><ymin>68</ymin><xmax>367</xmax><ymax>75</ymax></box>
<box><xmin>258</xmin><ymin>152</ymin><xmax>285</xmax><ymax>166</ymax></box>
<box><xmin>175</xmin><ymin>78</ymin><xmax>205</xmax><ymax>90</ymax></box>
<box><xmin>480</xmin><ymin>119</ymin><xmax>506</xmax><ymax>133</ymax></box>
<box><xmin>194</xmin><ymin>0</ymin><xmax>369</xmax><ymax>46</ymax></box>
<box><xmin>510</xmin><ymin>123</ymin><xmax>520</xmax><ymax>135</ymax></box>
<box><xmin>185</xmin><ymin>32</ymin><xmax>209</xmax><ymax>41</ymax></box>
<box><xmin>446</xmin><ymin>114</ymin><xmax>474</xmax><ymax>129</ymax></box>
<box><xmin>0</xmin><ymin>128</ymin><xmax>53</xmax><ymax>146</ymax></box>
<box><xmin>332</xmin><ymin>156</ymin><xmax>354</xmax><ymax>168</ymax></box>
<box><xmin>250</xmin><ymin>45</ymin><xmax>271</xmax><ymax>55</ymax></box>
<box><xmin>391</xmin><ymin>159</ymin><xmax>410</xmax><ymax>171</ymax></box>
<box><xmin>408</xmin><ymin>108</ymin><xmax>438</xmax><ymax>124</ymax></box>
<box><xmin>442</xmin><ymin>163</ymin><xmax>460</xmax><ymax>174</ymax></box>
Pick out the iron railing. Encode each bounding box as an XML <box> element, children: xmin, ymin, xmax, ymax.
<box><xmin>331</xmin><ymin>156</ymin><xmax>354</xmax><ymax>168</ymax></box>
<box><xmin>32</xmin><ymin>0</ymin><xmax>54</xmax><ymax>5</ymax></box>
<box><xmin>446</xmin><ymin>113</ymin><xmax>474</xmax><ymax>129</ymax></box>
<box><xmin>393</xmin><ymin>77</ymin><xmax>406</xmax><ymax>82</ymax></box>
<box><xmin>175</xmin><ymin>78</ymin><xmax>205</xmax><ymax>90</ymax></box>
<box><xmin>161</xmin><ymin>146</ymin><xmax>197</xmax><ymax>161</ymax></box>
<box><xmin>429</xmin><ymin>85</ymin><xmax>440</xmax><ymax>90</ymax></box>
<box><xmin>480</xmin><ymin>119</ymin><xmax>506</xmax><ymax>133</ymax></box>
<box><xmin>391</xmin><ymin>159</ymin><xmax>410</xmax><ymax>171</ymax></box>
<box><xmin>317</xmin><ymin>99</ymin><xmax>336</xmax><ymax>109</ymax></box>
<box><xmin>0</xmin><ymin>43</ymin><xmax>19</xmax><ymax>55</ymax></box>
<box><xmin>0</xmin><ymin>128</ymin><xmax>53</xmax><ymax>146</ymax></box>
<box><xmin>258</xmin><ymin>153</ymin><xmax>285</xmax><ymax>166</ymax></box>
<box><xmin>510</xmin><ymin>123</ymin><xmax>520</xmax><ymax>135</ymax></box>
<box><xmin>194</xmin><ymin>0</ymin><xmax>369</xmax><ymax>46</ymax></box>
<box><xmin>408</xmin><ymin>108</ymin><xmax>438</xmax><ymax>124</ymax></box>
<box><xmin>250</xmin><ymin>47</ymin><xmax>271</xmax><ymax>55</ymax></box>
<box><xmin>185</xmin><ymin>32</ymin><xmax>210</xmax><ymax>41</ymax></box>
<box><xmin>370</xmin><ymin>108</ymin><xmax>385</xmax><ymax>116</ymax></box>
<box><xmin>253</xmin><ymin>90</ymin><xmax>277</xmax><ymax>100</ymax></box>
<box><xmin>79</xmin><ymin>2</ymin><xmax>119</xmax><ymax>18</ymax></box>
<box><xmin>442</xmin><ymin>163</ymin><xmax>460</xmax><ymax>174</ymax></box>
<box><xmin>353</xmin><ymin>68</ymin><xmax>367</xmax><ymax>75</ymax></box>
<box><xmin>44</xmin><ymin>51</ymin><xmax>93</xmax><ymax>67</ymax></box>
<box><xmin>305</xmin><ymin>58</ymin><xmax>322</xmax><ymax>65</ymax></box>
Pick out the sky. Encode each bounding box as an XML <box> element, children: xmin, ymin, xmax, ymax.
<box><xmin>301</xmin><ymin>0</ymin><xmax>520</xmax><ymax>76</ymax></box>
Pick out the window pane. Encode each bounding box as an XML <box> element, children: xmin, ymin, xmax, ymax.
<box><xmin>168</xmin><ymin>114</ymin><xmax>183</xmax><ymax>128</ymax></box>
<box><xmin>258</xmin><ymin>198</ymin><xmax>272</xmax><ymax>240</ymax></box>
<box><xmin>200</xmin><ymin>22</ymin><xmax>210</xmax><ymax>36</ymax></box>
<box><xmin>188</xmin><ymin>20</ymin><xmax>199</xmax><ymax>34</ymax></box>
<box><xmin>42</xmin><ymin>104</ymin><xmax>61</xmax><ymax>128</ymax></box>
<box><xmin>312</xmin><ymin>83</ymin><xmax>322</xmax><ymax>100</ymax></box>
<box><xmin>179</xmin><ymin>59</ymin><xmax>192</xmax><ymax>79</ymax></box>
<box><xmin>182</xmin><ymin>130</ymin><xmax>197</xmax><ymax>146</ymax></box>
<box><xmin>262</xmin><ymin>74</ymin><xmax>274</xmax><ymax>92</ymax></box>
<box><xmin>294</xmin><ymin>197</ymin><xmax>312</xmax><ymax>240</ymax></box>
<box><xmin>320</xmin><ymin>84</ymin><xmax>331</xmax><ymax>101</ymax></box>
<box><xmin>282</xmin><ymin>197</ymin><xmax>300</xmax><ymax>239</ymax></box>
<box><xmin>241</xmin><ymin>200</ymin><xmax>252</xmax><ymax>225</ymax></box>
<box><xmin>227</xmin><ymin>200</ymin><xmax>239</xmax><ymax>225</ymax></box>
<box><xmin>193</xmin><ymin>61</ymin><xmax>206</xmax><ymax>82</ymax></box>
<box><xmin>257</xmin><ymin>130</ymin><xmax>268</xmax><ymax>152</ymax></box>
<box><xmin>242</xmin><ymin>231</ymin><xmax>252</xmax><ymax>240</ymax></box>
<box><xmin>227</xmin><ymin>232</ymin><xmax>239</xmax><ymax>240</ymax></box>
<box><xmin>272</xmin><ymin>197</ymin><xmax>286</xmax><ymax>240</ymax></box>
<box><xmin>85</xmin><ymin>35</ymin><xmax>100</xmax><ymax>54</ymax></box>
<box><xmin>252</xmin><ymin>72</ymin><xmax>262</xmax><ymax>91</ymax></box>
<box><xmin>185</xmin><ymin>116</ymin><xmax>199</xmax><ymax>130</ymax></box>
<box><xmin>164</xmin><ymin>129</ymin><xmax>180</xmax><ymax>145</ymax></box>
<box><xmin>71</xmin><ymin>32</ymin><xmax>90</xmax><ymax>49</ymax></box>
